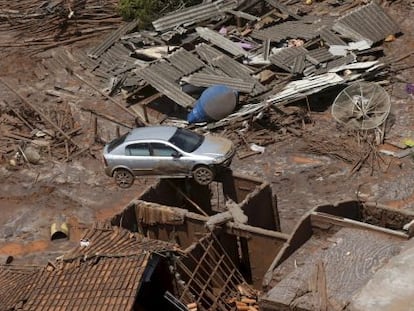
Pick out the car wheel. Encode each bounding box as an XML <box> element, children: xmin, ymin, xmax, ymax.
<box><xmin>113</xmin><ymin>169</ymin><xmax>134</xmax><ymax>188</ymax></box>
<box><xmin>193</xmin><ymin>166</ymin><xmax>214</xmax><ymax>186</ymax></box>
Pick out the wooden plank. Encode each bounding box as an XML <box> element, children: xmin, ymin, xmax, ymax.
<box><xmin>0</xmin><ymin>78</ymin><xmax>81</xmax><ymax>149</ymax></box>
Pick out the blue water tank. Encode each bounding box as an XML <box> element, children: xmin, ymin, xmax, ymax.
<box><xmin>187</xmin><ymin>85</ymin><xmax>238</xmax><ymax>123</ymax></box>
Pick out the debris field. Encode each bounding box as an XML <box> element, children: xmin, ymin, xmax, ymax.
<box><xmin>1</xmin><ymin>0</ymin><xmax>414</xmax><ymax>310</ymax></box>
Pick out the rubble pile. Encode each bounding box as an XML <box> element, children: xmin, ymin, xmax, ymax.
<box><xmin>0</xmin><ymin>79</ymin><xmax>84</xmax><ymax>164</ymax></box>
<box><xmin>0</xmin><ymin>0</ymin><xmax>122</xmax><ymax>53</ymax></box>
<box><xmin>69</xmin><ymin>0</ymin><xmax>404</xmax><ymax>156</ymax></box>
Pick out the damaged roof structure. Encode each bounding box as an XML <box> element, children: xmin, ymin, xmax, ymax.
<box><xmin>0</xmin><ymin>226</ymin><xmax>182</xmax><ymax>311</ymax></box>
<box><xmin>108</xmin><ymin>174</ymin><xmax>414</xmax><ymax>311</ymax></box>
<box><xmin>73</xmin><ymin>0</ymin><xmax>400</xmax><ymax>130</ymax></box>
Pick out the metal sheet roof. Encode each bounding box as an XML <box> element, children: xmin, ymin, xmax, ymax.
<box><xmin>211</xmin><ymin>55</ymin><xmax>268</xmax><ymax>96</ymax></box>
<box><xmin>149</xmin><ymin>61</ymin><xmax>183</xmax><ymax>83</ymax></box>
<box><xmin>265</xmin><ymin>0</ymin><xmax>301</xmax><ymax>20</ymax></box>
<box><xmin>152</xmin><ymin>0</ymin><xmax>238</xmax><ymax>32</ymax></box>
<box><xmin>137</xmin><ymin>66</ymin><xmax>195</xmax><ymax>108</ymax></box>
<box><xmin>333</xmin><ymin>2</ymin><xmax>400</xmax><ymax>45</ymax></box>
<box><xmin>307</xmin><ymin>47</ymin><xmax>335</xmax><ymax>64</ymax></box>
<box><xmin>88</xmin><ymin>21</ymin><xmax>138</xmax><ymax>59</ymax></box>
<box><xmin>319</xmin><ymin>27</ymin><xmax>347</xmax><ymax>46</ymax></box>
<box><xmin>196</xmin><ymin>27</ymin><xmax>248</xmax><ymax>56</ymax></box>
<box><xmin>269</xmin><ymin>46</ymin><xmax>308</xmax><ymax>72</ymax></box>
<box><xmin>251</xmin><ymin>21</ymin><xmax>322</xmax><ymax>42</ymax></box>
<box><xmin>182</xmin><ymin>73</ymin><xmax>255</xmax><ymax>93</ymax></box>
<box><xmin>167</xmin><ymin>48</ymin><xmax>205</xmax><ymax>76</ymax></box>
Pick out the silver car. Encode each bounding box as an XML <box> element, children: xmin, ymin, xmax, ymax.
<box><xmin>103</xmin><ymin>126</ymin><xmax>235</xmax><ymax>188</ymax></box>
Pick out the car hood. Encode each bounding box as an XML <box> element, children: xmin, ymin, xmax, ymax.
<box><xmin>191</xmin><ymin>135</ymin><xmax>233</xmax><ymax>158</ymax></box>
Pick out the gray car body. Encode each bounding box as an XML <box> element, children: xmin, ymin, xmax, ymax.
<box><xmin>103</xmin><ymin>126</ymin><xmax>235</xmax><ymax>179</ymax></box>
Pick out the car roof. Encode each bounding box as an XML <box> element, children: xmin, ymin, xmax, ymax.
<box><xmin>125</xmin><ymin>126</ymin><xmax>177</xmax><ymax>142</ymax></box>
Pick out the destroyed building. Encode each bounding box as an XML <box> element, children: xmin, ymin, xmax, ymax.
<box><xmin>1</xmin><ymin>0</ymin><xmax>414</xmax><ymax>310</ymax></box>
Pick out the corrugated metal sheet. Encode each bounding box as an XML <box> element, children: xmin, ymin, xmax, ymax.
<box><xmin>211</xmin><ymin>56</ymin><xmax>268</xmax><ymax>96</ymax></box>
<box><xmin>265</xmin><ymin>0</ymin><xmax>301</xmax><ymax>19</ymax></box>
<box><xmin>333</xmin><ymin>2</ymin><xmax>400</xmax><ymax>45</ymax></box>
<box><xmin>196</xmin><ymin>27</ymin><xmax>248</xmax><ymax>56</ymax></box>
<box><xmin>183</xmin><ymin>73</ymin><xmax>255</xmax><ymax>93</ymax></box>
<box><xmin>251</xmin><ymin>21</ymin><xmax>322</xmax><ymax>42</ymax></box>
<box><xmin>196</xmin><ymin>43</ymin><xmax>225</xmax><ymax>63</ymax></box>
<box><xmin>306</xmin><ymin>53</ymin><xmax>355</xmax><ymax>76</ymax></box>
<box><xmin>137</xmin><ymin>66</ymin><xmax>195</xmax><ymax>108</ymax></box>
<box><xmin>149</xmin><ymin>61</ymin><xmax>183</xmax><ymax>83</ymax></box>
<box><xmin>152</xmin><ymin>0</ymin><xmax>238</xmax><ymax>32</ymax></box>
<box><xmin>88</xmin><ymin>21</ymin><xmax>138</xmax><ymax>59</ymax></box>
<box><xmin>319</xmin><ymin>27</ymin><xmax>347</xmax><ymax>46</ymax></box>
<box><xmin>292</xmin><ymin>53</ymin><xmax>307</xmax><ymax>74</ymax></box>
<box><xmin>167</xmin><ymin>48</ymin><xmax>205</xmax><ymax>76</ymax></box>
<box><xmin>269</xmin><ymin>46</ymin><xmax>308</xmax><ymax>72</ymax></box>
<box><xmin>307</xmin><ymin>47</ymin><xmax>335</xmax><ymax>64</ymax></box>
<box><xmin>97</xmin><ymin>43</ymin><xmax>136</xmax><ymax>75</ymax></box>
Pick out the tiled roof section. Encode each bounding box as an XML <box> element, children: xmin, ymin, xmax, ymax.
<box><xmin>152</xmin><ymin>0</ymin><xmax>238</xmax><ymax>31</ymax></box>
<box><xmin>136</xmin><ymin>66</ymin><xmax>195</xmax><ymax>108</ymax></box>
<box><xmin>63</xmin><ymin>227</ymin><xmax>180</xmax><ymax>260</ymax></box>
<box><xmin>167</xmin><ymin>48</ymin><xmax>205</xmax><ymax>76</ymax></box>
<box><xmin>251</xmin><ymin>21</ymin><xmax>322</xmax><ymax>42</ymax></box>
<box><xmin>22</xmin><ymin>256</ymin><xmax>149</xmax><ymax>311</ymax></box>
<box><xmin>333</xmin><ymin>2</ymin><xmax>400</xmax><ymax>45</ymax></box>
<box><xmin>0</xmin><ymin>265</ymin><xmax>40</xmax><ymax>311</ymax></box>
<box><xmin>269</xmin><ymin>46</ymin><xmax>308</xmax><ymax>72</ymax></box>
<box><xmin>183</xmin><ymin>73</ymin><xmax>255</xmax><ymax>93</ymax></box>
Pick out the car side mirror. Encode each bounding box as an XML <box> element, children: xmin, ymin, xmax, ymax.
<box><xmin>172</xmin><ymin>152</ymin><xmax>181</xmax><ymax>158</ymax></box>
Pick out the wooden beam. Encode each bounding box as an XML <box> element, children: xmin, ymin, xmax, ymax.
<box><xmin>0</xmin><ymin>78</ymin><xmax>81</xmax><ymax>149</ymax></box>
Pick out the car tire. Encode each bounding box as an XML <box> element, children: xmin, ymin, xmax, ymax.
<box><xmin>113</xmin><ymin>169</ymin><xmax>134</xmax><ymax>188</ymax></box>
<box><xmin>192</xmin><ymin>166</ymin><xmax>214</xmax><ymax>186</ymax></box>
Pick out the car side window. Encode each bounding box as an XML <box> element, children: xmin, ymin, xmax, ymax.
<box><xmin>125</xmin><ymin>143</ymin><xmax>150</xmax><ymax>156</ymax></box>
<box><xmin>151</xmin><ymin>143</ymin><xmax>177</xmax><ymax>157</ymax></box>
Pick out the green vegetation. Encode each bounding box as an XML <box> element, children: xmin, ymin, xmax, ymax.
<box><xmin>118</xmin><ymin>0</ymin><xmax>201</xmax><ymax>26</ymax></box>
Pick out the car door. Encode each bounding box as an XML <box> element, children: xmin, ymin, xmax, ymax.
<box><xmin>149</xmin><ymin>142</ymin><xmax>191</xmax><ymax>176</ymax></box>
<box><xmin>124</xmin><ymin>143</ymin><xmax>153</xmax><ymax>176</ymax></box>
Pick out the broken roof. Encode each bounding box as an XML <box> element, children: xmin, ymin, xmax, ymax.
<box><xmin>78</xmin><ymin>0</ymin><xmax>400</xmax><ymax>128</ymax></box>
<box><xmin>260</xmin><ymin>201</ymin><xmax>414</xmax><ymax>310</ymax></box>
<box><xmin>1</xmin><ymin>227</ymin><xmax>180</xmax><ymax>311</ymax></box>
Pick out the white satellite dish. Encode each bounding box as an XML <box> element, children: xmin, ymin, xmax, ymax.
<box><xmin>331</xmin><ymin>82</ymin><xmax>391</xmax><ymax>130</ymax></box>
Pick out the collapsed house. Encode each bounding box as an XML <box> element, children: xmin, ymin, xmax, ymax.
<box><xmin>2</xmin><ymin>174</ymin><xmax>414</xmax><ymax>310</ymax></box>
<box><xmin>0</xmin><ymin>226</ymin><xmax>183</xmax><ymax>311</ymax></box>
<box><xmin>73</xmin><ymin>0</ymin><xmax>400</xmax><ymax>133</ymax></box>
<box><xmin>107</xmin><ymin>174</ymin><xmax>414</xmax><ymax>310</ymax></box>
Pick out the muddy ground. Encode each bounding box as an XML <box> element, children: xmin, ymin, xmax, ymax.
<box><xmin>1</xmin><ymin>2</ymin><xmax>414</xmax><ymax>266</ymax></box>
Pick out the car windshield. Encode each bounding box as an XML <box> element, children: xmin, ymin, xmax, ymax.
<box><xmin>168</xmin><ymin>128</ymin><xmax>204</xmax><ymax>153</ymax></box>
<box><xmin>107</xmin><ymin>132</ymin><xmax>128</xmax><ymax>153</ymax></box>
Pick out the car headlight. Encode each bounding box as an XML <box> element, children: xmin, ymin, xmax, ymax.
<box><xmin>213</xmin><ymin>156</ymin><xmax>226</xmax><ymax>164</ymax></box>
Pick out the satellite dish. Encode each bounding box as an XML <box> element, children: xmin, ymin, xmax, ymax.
<box><xmin>331</xmin><ymin>82</ymin><xmax>391</xmax><ymax>130</ymax></box>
